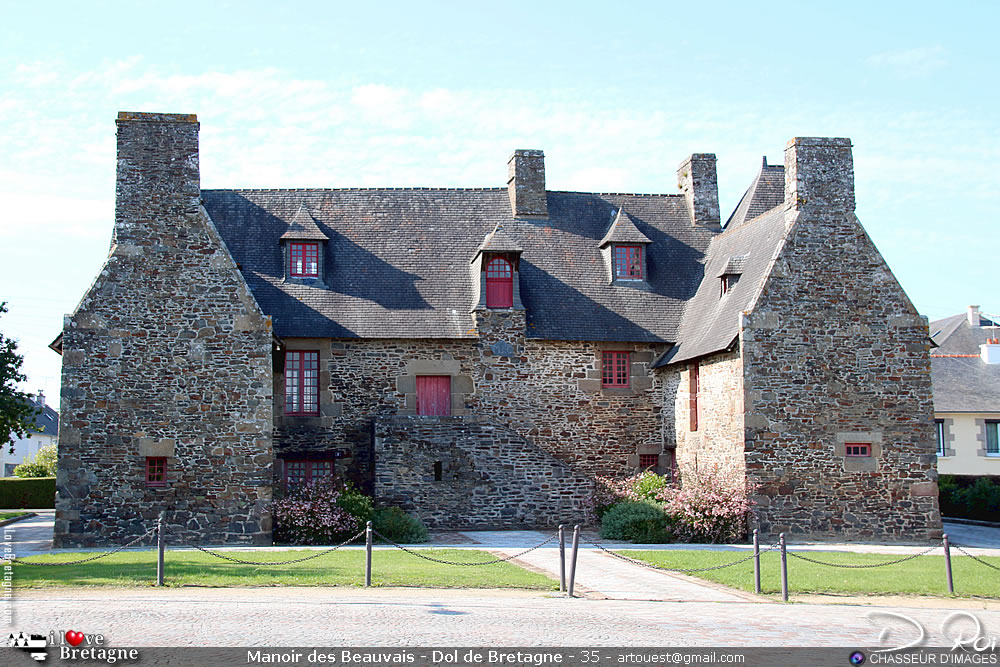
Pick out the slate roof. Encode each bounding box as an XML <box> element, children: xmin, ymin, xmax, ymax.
<box><xmin>280</xmin><ymin>205</ymin><xmax>329</xmax><ymax>241</ymax></box>
<box><xmin>929</xmin><ymin>313</ymin><xmax>1000</xmax><ymax>412</ymax></box>
<box><xmin>724</xmin><ymin>158</ymin><xmax>785</xmax><ymax>230</ymax></box>
<box><xmin>476</xmin><ymin>223</ymin><xmax>522</xmax><ymax>254</ymax></box>
<box><xmin>655</xmin><ymin>207</ymin><xmax>788</xmax><ymax>366</ymax></box>
<box><xmin>202</xmin><ymin>189</ymin><xmax>717</xmax><ymax>341</ymax></box>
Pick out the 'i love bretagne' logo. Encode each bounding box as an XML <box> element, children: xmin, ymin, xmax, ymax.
<box><xmin>65</xmin><ymin>630</ymin><xmax>85</xmax><ymax>647</ymax></box>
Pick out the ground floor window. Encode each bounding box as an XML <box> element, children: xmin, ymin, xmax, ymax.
<box><xmin>986</xmin><ymin>421</ymin><xmax>1000</xmax><ymax>456</ymax></box>
<box><xmin>146</xmin><ymin>457</ymin><xmax>167</xmax><ymax>487</ymax></box>
<box><xmin>284</xmin><ymin>459</ymin><xmax>335</xmax><ymax>487</ymax></box>
<box><xmin>935</xmin><ymin>419</ymin><xmax>947</xmax><ymax>457</ymax></box>
<box><xmin>639</xmin><ymin>454</ymin><xmax>658</xmax><ymax>469</ymax></box>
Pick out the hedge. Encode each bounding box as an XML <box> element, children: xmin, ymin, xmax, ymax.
<box><xmin>939</xmin><ymin>475</ymin><xmax>1000</xmax><ymax>523</ymax></box>
<box><xmin>0</xmin><ymin>476</ymin><xmax>56</xmax><ymax>508</ymax></box>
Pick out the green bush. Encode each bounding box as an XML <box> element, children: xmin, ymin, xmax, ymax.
<box><xmin>938</xmin><ymin>475</ymin><xmax>1000</xmax><ymax>522</ymax></box>
<box><xmin>373</xmin><ymin>506</ymin><xmax>429</xmax><ymax>543</ymax></box>
<box><xmin>13</xmin><ymin>445</ymin><xmax>57</xmax><ymax>478</ymax></box>
<box><xmin>336</xmin><ymin>483</ymin><xmax>374</xmax><ymax>526</ymax></box>
<box><xmin>599</xmin><ymin>501</ymin><xmax>674</xmax><ymax>543</ymax></box>
<box><xmin>0</xmin><ymin>476</ymin><xmax>55</xmax><ymax>508</ymax></box>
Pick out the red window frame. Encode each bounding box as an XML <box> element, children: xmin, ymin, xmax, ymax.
<box><xmin>416</xmin><ymin>375</ymin><xmax>451</xmax><ymax>416</ymax></box>
<box><xmin>614</xmin><ymin>245</ymin><xmax>643</xmax><ymax>279</ymax></box>
<box><xmin>285</xmin><ymin>350</ymin><xmax>320</xmax><ymax>416</ymax></box>
<box><xmin>601</xmin><ymin>351</ymin><xmax>630</xmax><ymax>387</ymax></box>
<box><xmin>639</xmin><ymin>454</ymin><xmax>658</xmax><ymax>469</ymax></box>
<box><xmin>284</xmin><ymin>459</ymin><xmax>334</xmax><ymax>487</ymax></box>
<box><xmin>485</xmin><ymin>257</ymin><xmax>513</xmax><ymax>308</ymax></box>
<box><xmin>689</xmin><ymin>362</ymin><xmax>699</xmax><ymax>431</ymax></box>
<box><xmin>845</xmin><ymin>443</ymin><xmax>871</xmax><ymax>457</ymax></box>
<box><xmin>290</xmin><ymin>242</ymin><xmax>319</xmax><ymax>278</ymax></box>
<box><xmin>146</xmin><ymin>457</ymin><xmax>166</xmax><ymax>487</ymax></box>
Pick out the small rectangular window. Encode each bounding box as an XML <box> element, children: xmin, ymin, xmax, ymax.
<box><xmin>284</xmin><ymin>458</ymin><xmax>335</xmax><ymax>487</ymax></box>
<box><xmin>601</xmin><ymin>351</ymin><xmax>630</xmax><ymax>387</ymax></box>
<box><xmin>845</xmin><ymin>443</ymin><xmax>871</xmax><ymax>457</ymax></box>
<box><xmin>613</xmin><ymin>245</ymin><xmax>643</xmax><ymax>279</ymax></box>
<box><xmin>986</xmin><ymin>421</ymin><xmax>1000</xmax><ymax>456</ymax></box>
<box><xmin>290</xmin><ymin>242</ymin><xmax>319</xmax><ymax>277</ymax></box>
<box><xmin>935</xmin><ymin>419</ymin><xmax>946</xmax><ymax>457</ymax></box>
<box><xmin>639</xmin><ymin>454</ymin><xmax>658</xmax><ymax>469</ymax></box>
<box><xmin>146</xmin><ymin>457</ymin><xmax>167</xmax><ymax>487</ymax></box>
<box><xmin>721</xmin><ymin>273</ymin><xmax>740</xmax><ymax>295</ymax></box>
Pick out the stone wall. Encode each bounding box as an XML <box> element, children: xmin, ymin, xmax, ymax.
<box><xmin>741</xmin><ymin>138</ymin><xmax>940</xmax><ymax>540</ymax></box>
<box><xmin>670</xmin><ymin>350</ymin><xmax>746</xmax><ymax>483</ymax></box>
<box><xmin>54</xmin><ymin>113</ymin><xmax>273</xmax><ymax>547</ymax></box>
<box><xmin>375</xmin><ymin>416</ymin><xmax>593</xmax><ymax>528</ymax></box>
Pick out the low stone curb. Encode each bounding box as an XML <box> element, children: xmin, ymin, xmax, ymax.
<box><xmin>0</xmin><ymin>512</ymin><xmax>37</xmax><ymax>527</ymax></box>
<box><xmin>944</xmin><ymin>516</ymin><xmax>1000</xmax><ymax>529</ymax></box>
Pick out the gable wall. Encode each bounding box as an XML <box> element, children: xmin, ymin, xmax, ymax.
<box><xmin>54</xmin><ymin>115</ymin><xmax>274</xmax><ymax>547</ymax></box>
<box><xmin>741</xmin><ymin>206</ymin><xmax>940</xmax><ymax>539</ymax></box>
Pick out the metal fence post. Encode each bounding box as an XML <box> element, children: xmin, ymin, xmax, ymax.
<box><xmin>779</xmin><ymin>533</ymin><xmax>788</xmax><ymax>602</ymax></box>
<box><xmin>752</xmin><ymin>528</ymin><xmax>761</xmax><ymax>595</ymax></box>
<box><xmin>365</xmin><ymin>520</ymin><xmax>373</xmax><ymax>588</ymax></box>
<box><xmin>943</xmin><ymin>533</ymin><xmax>954</xmax><ymax>594</ymax></box>
<box><xmin>567</xmin><ymin>524</ymin><xmax>580</xmax><ymax>598</ymax></box>
<box><xmin>156</xmin><ymin>511</ymin><xmax>165</xmax><ymax>587</ymax></box>
<box><xmin>558</xmin><ymin>525</ymin><xmax>566</xmax><ymax>592</ymax></box>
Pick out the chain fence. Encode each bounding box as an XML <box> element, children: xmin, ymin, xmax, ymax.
<box><xmin>374</xmin><ymin>529</ymin><xmax>557</xmax><ymax>566</ymax></box>
<box><xmin>9</xmin><ymin>527</ymin><xmax>158</xmax><ymax>566</ymax></box>
<box><xmin>591</xmin><ymin>540</ymin><xmax>780</xmax><ymax>573</ymax></box>
<box><xmin>951</xmin><ymin>542</ymin><xmax>1000</xmax><ymax>573</ymax></box>
<box><xmin>187</xmin><ymin>528</ymin><xmax>367</xmax><ymax>565</ymax></box>
<box><xmin>785</xmin><ymin>543</ymin><xmax>940</xmax><ymax>569</ymax></box>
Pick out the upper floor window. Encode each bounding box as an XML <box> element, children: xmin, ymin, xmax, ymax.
<box><xmin>290</xmin><ymin>242</ymin><xmax>319</xmax><ymax>278</ymax></box>
<box><xmin>416</xmin><ymin>375</ymin><xmax>451</xmax><ymax>416</ymax></box>
<box><xmin>601</xmin><ymin>351</ymin><xmax>630</xmax><ymax>387</ymax></box>
<box><xmin>614</xmin><ymin>245</ymin><xmax>643</xmax><ymax>279</ymax></box>
<box><xmin>721</xmin><ymin>273</ymin><xmax>741</xmax><ymax>295</ymax></box>
<box><xmin>845</xmin><ymin>443</ymin><xmax>872</xmax><ymax>457</ymax></box>
<box><xmin>935</xmin><ymin>419</ymin><xmax>947</xmax><ymax>457</ymax></box>
<box><xmin>689</xmin><ymin>362</ymin><xmax>699</xmax><ymax>431</ymax></box>
<box><xmin>285</xmin><ymin>350</ymin><xmax>320</xmax><ymax>416</ymax></box>
<box><xmin>986</xmin><ymin>421</ymin><xmax>1000</xmax><ymax>457</ymax></box>
<box><xmin>485</xmin><ymin>257</ymin><xmax>513</xmax><ymax>308</ymax></box>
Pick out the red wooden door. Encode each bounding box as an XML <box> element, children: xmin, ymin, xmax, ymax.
<box><xmin>416</xmin><ymin>375</ymin><xmax>451</xmax><ymax>416</ymax></box>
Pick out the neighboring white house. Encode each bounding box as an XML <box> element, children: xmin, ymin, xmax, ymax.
<box><xmin>930</xmin><ymin>306</ymin><xmax>1000</xmax><ymax>476</ymax></box>
<box><xmin>2</xmin><ymin>391</ymin><xmax>58</xmax><ymax>477</ymax></box>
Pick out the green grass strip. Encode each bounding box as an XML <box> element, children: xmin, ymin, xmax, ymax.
<box><xmin>620</xmin><ymin>549</ymin><xmax>1000</xmax><ymax>598</ymax></box>
<box><xmin>12</xmin><ymin>548</ymin><xmax>558</xmax><ymax>590</ymax></box>
<box><xmin>0</xmin><ymin>511</ymin><xmax>30</xmax><ymax>521</ymax></box>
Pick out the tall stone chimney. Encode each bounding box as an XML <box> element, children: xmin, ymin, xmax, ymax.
<box><xmin>967</xmin><ymin>305</ymin><xmax>981</xmax><ymax>326</ymax></box>
<box><xmin>784</xmin><ymin>137</ymin><xmax>855</xmax><ymax>213</ymax></box>
<box><xmin>114</xmin><ymin>112</ymin><xmax>201</xmax><ymax>247</ymax></box>
<box><xmin>507</xmin><ymin>149</ymin><xmax>548</xmax><ymax>218</ymax></box>
<box><xmin>677</xmin><ymin>154</ymin><xmax>720</xmax><ymax>228</ymax></box>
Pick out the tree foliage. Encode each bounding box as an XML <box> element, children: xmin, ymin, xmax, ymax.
<box><xmin>14</xmin><ymin>444</ymin><xmax>57</xmax><ymax>478</ymax></box>
<box><xmin>1</xmin><ymin>302</ymin><xmax>40</xmax><ymax>453</ymax></box>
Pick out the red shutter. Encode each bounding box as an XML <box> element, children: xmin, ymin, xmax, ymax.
<box><xmin>416</xmin><ymin>376</ymin><xmax>451</xmax><ymax>416</ymax></box>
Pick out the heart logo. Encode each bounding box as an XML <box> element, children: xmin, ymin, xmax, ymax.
<box><xmin>65</xmin><ymin>630</ymin><xmax>85</xmax><ymax>647</ymax></box>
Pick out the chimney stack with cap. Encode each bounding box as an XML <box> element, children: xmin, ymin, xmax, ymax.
<box><xmin>677</xmin><ymin>154</ymin><xmax>721</xmax><ymax>228</ymax></box>
<box><xmin>967</xmin><ymin>305</ymin><xmax>981</xmax><ymax>326</ymax></box>
<box><xmin>784</xmin><ymin>137</ymin><xmax>855</xmax><ymax>213</ymax></box>
<box><xmin>507</xmin><ymin>150</ymin><xmax>548</xmax><ymax>218</ymax></box>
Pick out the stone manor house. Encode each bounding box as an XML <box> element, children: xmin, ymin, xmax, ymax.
<box><xmin>52</xmin><ymin>112</ymin><xmax>942</xmax><ymax>546</ymax></box>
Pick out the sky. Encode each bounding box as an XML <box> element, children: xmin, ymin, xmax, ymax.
<box><xmin>1</xmin><ymin>1</ymin><xmax>997</xmax><ymax>408</ymax></box>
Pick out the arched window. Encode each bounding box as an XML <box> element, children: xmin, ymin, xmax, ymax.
<box><xmin>485</xmin><ymin>257</ymin><xmax>513</xmax><ymax>308</ymax></box>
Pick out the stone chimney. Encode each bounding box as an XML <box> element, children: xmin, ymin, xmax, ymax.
<box><xmin>967</xmin><ymin>305</ymin><xmax>981</xmax><ymax>326</ymax></box>
<box><xmin>677</xmin><ymin>154</ymin><xmax>720</xmax><ymax>228</ymax></box>
<box><xmin>35</xmin><ymin>390</ymin><xmax>45</xmax><ymax>407</ymax></box>
<box><xmin>114</xmin><ymin>112</ymin><xmax>201</xmax><ymax>247</ymax></box>
<box><xmin>784</xmin><ymin>137</ymin><xmax>855</xmax><ymax>213</ymax></box>
<box><xmin>507</xmin><ymin>150</ymin><xmax>548</xmax><ymax>218</ymax></box>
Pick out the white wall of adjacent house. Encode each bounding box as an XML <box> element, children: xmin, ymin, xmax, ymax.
<box><xmin>935</xmin><ymin>412</ymin><xmax>1000</xmax><ymax>476</ymax></box>
<box><xmin>1</xmin><ymin>432</ymin><xmax>56</xmax><ymax>477</ymax></box>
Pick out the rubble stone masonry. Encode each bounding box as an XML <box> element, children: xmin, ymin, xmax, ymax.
<box><xmin>54</xmin><ymin>113</ymin><xmax>273</xmax><ymax>547</ymax></box>
<box><xmin>740</xmin><ymin>138</ymin><xmax>940</xmax><ymax>539</ymax></box>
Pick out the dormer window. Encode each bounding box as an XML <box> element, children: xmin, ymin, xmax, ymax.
<box><xmin>290</xmin><ymin>242</ymin><xmax>319</xmax><ymax>278</ymax></box>
<box><xmin>720</xmin><ymin>273</ymin><xmax>740</xmax><ymax>295</ymax></box>
<box><xmin>485</xmin><ymin>257</ymin><xmax>513</xmax><ymax>308</ymax></box>
<box><xmin>614</xmin><ymin>245</ymin><xmax>643</xmax><ymax>280</ymax></box>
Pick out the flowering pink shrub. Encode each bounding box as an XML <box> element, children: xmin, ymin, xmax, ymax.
<box><xmin>659</xmin><ymin>469</ymin><xmax>754</xmax><ymax>543</ymax></box>
<box><xmin>271</xmin><ymin>479</ymin><xmax>370</xmax><ymax>545</ymax></box>
<box><xmin>592</xmin><ymin>470</ymin><xmax>673</xmax><ymax>518</ymax></box>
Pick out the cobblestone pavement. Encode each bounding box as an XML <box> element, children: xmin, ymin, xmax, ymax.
<box><xmin>6</xmin><ymin>588</ymin><xmax>1000</xmax><ymax>647</ymax></box>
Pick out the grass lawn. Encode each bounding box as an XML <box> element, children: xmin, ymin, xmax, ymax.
<box><xmin>0</xmin><ymin>511</ymin><xmax>30</xmax><ymax>521</ymax></box>
<box><xmin>12</xmin><ymin>548</ymin><xmax>558</xmax><ymax>590</ymax></box>
<box><xmin>621</xmin><ymin>549</ymin><xmax>1000</xmax><ymax>598</ymax></box>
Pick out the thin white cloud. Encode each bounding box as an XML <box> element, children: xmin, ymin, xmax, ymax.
<box><xmin>867</xmin><ymin>46</ymin><xmax>946</xmax><ymax>76</ymax></box>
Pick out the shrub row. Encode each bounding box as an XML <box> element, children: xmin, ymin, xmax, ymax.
<box><xmin>939</xmin><ymin>475</ymin><xmax>1000</xmax><ymax>523</ymax></box>
<box><xmin>0</xmin><ymin>476</ymin><xmax>56</xmax><ymax>508</ymax></box>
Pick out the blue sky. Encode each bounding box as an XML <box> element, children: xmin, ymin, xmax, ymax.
<box><xmin>1</xmin><ymin>1</ymin><xmax>997</xmax><ymax>407</ymax></box>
